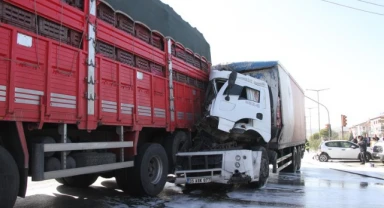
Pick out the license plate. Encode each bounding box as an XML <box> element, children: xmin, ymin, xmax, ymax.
<box><xmin>187</xmin><ymin>178</ymin><xmax>211</xmax><ymax>184</ymax></box>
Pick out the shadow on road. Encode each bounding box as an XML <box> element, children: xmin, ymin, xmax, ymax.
<box><xmin>15</xmin><ymin>193</ymin><xmax>108</xmax><ymax>208</ymax></box>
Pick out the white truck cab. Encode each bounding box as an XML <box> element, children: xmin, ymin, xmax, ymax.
<box><xmin>174</xmin><ymin>62</ymin><xmax>306</xmax><ymax>188</ymax></box>
<box><xmin>206</xmin><ymin>70</ymin><xmax>271</xmax><ymax>143</ymax></box>
<box><xmin>174</xmin><ymin>69</ymin><xmax>271</xmax><ymax>186</ymax></box>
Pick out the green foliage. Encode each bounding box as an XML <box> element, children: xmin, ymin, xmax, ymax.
<box><xmin>341</xmin><ymin>132</ymin><xmax>351</xmax><ymax>140</ymax></box>
<box><xmin>308</xmin><ymin>127</ymin><xmax>339</xmax><ymax>150</ymax></box>
<box><xmin>308</xmin><ymin>137</ymin><xmax>322</xmax><ymax>150</ymax></box>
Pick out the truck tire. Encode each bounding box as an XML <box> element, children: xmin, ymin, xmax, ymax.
<box><xmin>116</xmin><ymin>143</ymin><xmax>168</xmax><ymax>196</ymax></box>
<box><xmin>164</xmin><ymin>131</ymin><xmax>191</xmax><ymax>173</ymax></box>
<box><xmin>54</xmin><ymin>137</ymin><xmax>72</xmax><ymax>156</ymax></box>
<box><xmin>55</xmin><ymin>156</ymin><xmax>76</xmax><ymax>185</ymax></box>
<box><xmin>60</xmin><ymin>174</ymin><xmax>99</xmax><ymax>188</ymax></box>
<box><xmin>30</xmin><ymin>136</ymin><xmax>56</xmax><ymax>157</ymax></box>
<box><xmin>0</xmin><ymin>146</ymin><xmax>20</xmax><ymax>208</ymax></box>
<box><xmin>284</xmin><ymin>147</ymin><xmax>298</xmax><ymax>173</ymax></box>
<box><xmin>71</xmin><ymin>152</ymin><xmax>116</xmax><ymax>167</ymax></box>
<box><xmin>45</xmin><ymin>157</ymin><xmax>61</xmax><ymax>172</ymax></box>
<box><xmin>249</xmin><ymin>146</ymin><xmax>269</xmax><ymax>189</ymax></box>
<box><xmin>100</xmin><ymin>171</ymin><xmax>115</xmax><ymax>179</ymax></box>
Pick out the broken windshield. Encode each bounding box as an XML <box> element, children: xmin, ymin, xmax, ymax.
<box><xmin>204</xmin><ymin>79</ymin><xmax>227</xmax><ymax>110</ymax></box>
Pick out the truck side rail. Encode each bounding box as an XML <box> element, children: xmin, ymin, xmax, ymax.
<box><xmin>32</xmin><ymin>141</ymin><xmax>133</xmax><ymax>181</ymax></box>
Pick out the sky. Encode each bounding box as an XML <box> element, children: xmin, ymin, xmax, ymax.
<box><xmin>160</xmin><ymin>0</ymin><xmax>384</xmax><ymax>133</ymax></box>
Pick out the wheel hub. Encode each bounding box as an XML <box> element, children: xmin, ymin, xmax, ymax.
<box><xmin>320</xmin><ymin>155</ymin><xmax>326</xmax><ymax>161</ymax></box>
<box><xmin>148</xmin><ymin>155</ymin><xmax>163</xmax><ymax>184</ymax></box>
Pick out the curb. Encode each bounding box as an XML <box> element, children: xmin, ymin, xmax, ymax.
<box><xmin>330</xmin><ymin>168</ymin><xmax>384</xmax><ymax>181</ymax></box>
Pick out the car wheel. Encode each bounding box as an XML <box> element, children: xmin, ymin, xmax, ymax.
<box><xmin>319</xmin><ymin>153</ymin><xmax>329</xmax><ymax>162</ymax></box>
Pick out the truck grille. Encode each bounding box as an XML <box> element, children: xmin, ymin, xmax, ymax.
<box><xmin>176</xmin><ymin>154</ymin><xmax>223</xmax><ymax>170</ymax></box>
<box><xmin>373</xmin><ymin>146</ymin><xmax>383</xmax><ymax>153</ymax></box>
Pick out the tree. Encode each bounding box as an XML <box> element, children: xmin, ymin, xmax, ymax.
<box><xmin>309</xmin><ymin>128</ymin><xmax>338</xmax><ymax>140</ymax></box>
<box><xmin>308</xmin><ymin>127</ymin><xmax>339</xmax><ymax>150</ymax></box>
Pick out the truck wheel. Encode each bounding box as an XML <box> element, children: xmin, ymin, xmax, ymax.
<box><xmin>284</xmin><ymin>147</ymin><xmax>298</xmax><ymax>173</ymax></box>
<box><xmin>54</xmin><ymin>137</ymin><xmax>72</xmax><ymax>157</ymax></box>
<box><xmin>60</xmin><ymin>174</ymin><xmax>99</xmax><ymax>188</ymax></box>
<box><xmin>0</xmin><ymin>146</ymin><xmax>20</xmax><ymax>208</ymax></box>
<box><xmin>45</xmin><ymin>157</ymin><xmax>61</xmax><ymax>172</ymax></box>
<box><xmin>100</xmin><ymin>171</ymin><xmax>115</xmax><ymax>179</ymax></box>
<box><xmin>249</xmin><ymin>146</ymin><xmax>269</xmax><ymax>188</ymax></box>
<box><xmin>116</xmin><ymin>143</ymin><xmax>168</xmax><ymax>196</ymax></box>
<box><xmin>71</xmin><ymin>152</ymin><xmax>116</xmax><ymax>167</ymax></box>
<box><xmin>164</xmin><ymin>131</ymin><xmax>190</xmax><ymax>173</ymax></box>
<box><xmin>29</xmin><ymin>136</ymin><xmax>56</xmax><ymax>157</ymax></box>
<box><xmin>55</xmin><ymin>156</ymin><xmax>76</xmax><ymax>185</ymax></box>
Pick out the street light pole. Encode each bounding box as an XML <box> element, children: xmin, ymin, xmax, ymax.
<box><xmin>305</xmin><ymin>96</ymin><xmax>331</xmax><ymax>139</ymax></box>
<box><xmin>306</xmin><ymin>88</ymin><xmax>329</xmax><ymax>138</ymax></box>
<box><xmin>307</xmin><ymin>107</ymin><xmax>315</xmax><ymax>138</ymax></box>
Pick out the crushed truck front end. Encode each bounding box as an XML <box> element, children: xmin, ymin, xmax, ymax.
<box><xmin>174</xmin><ymin>150</ymin><xmax>262</xmax><ymax>185</ymax></box>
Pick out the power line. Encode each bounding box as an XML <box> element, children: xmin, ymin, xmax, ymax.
<box><xmin>358</xmin><ymin>0</ymin><xmax>384</xmax><ymax>7</ymax></box>
<box><xmin>319</xmin><ymin>0</ymin><xmax>384</xmax><ymax>16</ymax></box>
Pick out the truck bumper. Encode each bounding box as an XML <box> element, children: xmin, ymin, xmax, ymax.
<box><xmin>174</xmin><ymin>150</ymin><xmax>262</xmax><ymax>185</ymax></box>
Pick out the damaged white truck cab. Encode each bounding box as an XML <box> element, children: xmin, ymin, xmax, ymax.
<box><xmin>208</xmin><ymin>69</ymin><xmax>272</xmax><ymax>143</ymax></box>
<box><xmin>174</xmin><ymin>61</ymin><xmax>306</xmax><ymax>188</ymax></box>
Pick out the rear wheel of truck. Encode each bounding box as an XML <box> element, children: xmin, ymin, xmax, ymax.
<box><xmin>60</xmin><ymin>174</ymin><xmax>99</xmax><ymax>188</ymax></box>
<box><xmin>116</xmin><ymin>143</ymin><xmax>168</xmax><ymax>196</ymax></box>
<box><xmin>0</xmin><ymin>146</ymin><xmax>20</xmax><ymax>208</ymax></box>
<box><xmin>164</xmin><ymin>131</ymin><xmax>191</xmax><ymax>173</ymax></box>
<box><xmin>55</xmin><ymin>156</ymin><xmax>76</xmax><ymax>185</ymax></box>
<box><xmin>249</xmin><ymin>146</ymin><xmax>269</xmax><ymax>189</ymax></box>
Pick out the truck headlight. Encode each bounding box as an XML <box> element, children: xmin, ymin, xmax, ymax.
<box><xmin>235</xmin><ymin>155</ymin><xmax>241</xmax><ymax>161</ymax></box>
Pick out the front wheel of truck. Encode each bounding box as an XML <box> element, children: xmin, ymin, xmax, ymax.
<box><xmin>116</xmin><ymin>143</ymin><xmax>168</xmax><ymax>196</ymax></box>
<box><xmin>0</xmin><ymin>146</ymin><xmax>20</xmax><ymax>208</ymax></box>
<box><xmin>249</xmin><ymin>146</ymin><xmax>269</xmax><ymax>189</ymax></box>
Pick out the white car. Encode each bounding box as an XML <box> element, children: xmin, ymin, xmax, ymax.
<box><xmin>372</xmin><ymin>141</ymin><xmax>384</xmax><ymax>163</ymax></box>
<box><xmin>317</xmin><ymin>140</ymin><xmax>372</xmax><ymax>162</ymax></box>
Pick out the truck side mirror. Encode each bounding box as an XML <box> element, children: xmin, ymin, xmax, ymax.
<box><xmin>226</xmin><ymin>71</ymin><xmax>237</xmax><ymax>101</ymax></box>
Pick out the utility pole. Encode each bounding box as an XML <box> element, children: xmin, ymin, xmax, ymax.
<box><xmin>307</xmin><ymin>107</ymin><xmax>315</xmax><ymax>138</ymax></box>
<box><xmin>306</xmin><ymin>88</ymin><xmax>329</xmax><ymax>138</ymax></box>
<box><xmin>305</xmin><ymin>96</ymin><xmax>331</xmax><ymax>139</ymax></box>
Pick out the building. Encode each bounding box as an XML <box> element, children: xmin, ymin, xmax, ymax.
<box><xmin>349</xmin><ymin>116</ymin><xmax>384</xmax><ymax>138</ymax></box>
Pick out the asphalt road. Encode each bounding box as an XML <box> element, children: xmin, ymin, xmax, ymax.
<box><xmin>15</xmin><ymin>155</ymin><xmax>384</xmax><ymax>208</ymax></box>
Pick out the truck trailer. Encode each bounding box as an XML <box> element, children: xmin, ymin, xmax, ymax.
<box><xmin>174</xmin><ymin>61</ymin><xmax>306</xmax><ymax>187</ymax></box>
<box><xmin>0</xmin><ymin>0</ymin><xmax>211</xmax><ymax>207</ymax></box>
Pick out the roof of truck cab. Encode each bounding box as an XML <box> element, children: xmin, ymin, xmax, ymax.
<box><xmin>213</xmin><ymin>61</ymin><xmax>305</xmax><ymax>93</ymax></box>
<box><xmin>221</xmin><ymin>61</ymin><xmax>279</xmax><ymax>72</ymax></box>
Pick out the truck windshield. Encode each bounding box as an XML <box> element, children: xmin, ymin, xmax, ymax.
<box><xmin>204</xmin><ymin>79</ymin><xmax>227</xmax><ymax>109</ymax></box>
<box><xmin>223</xmin><ymin>84</ymin><xmax>243</xmax><ymax>96</ymax></box>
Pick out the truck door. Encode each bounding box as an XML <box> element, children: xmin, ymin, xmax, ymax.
<box><xmin>216</xmin><ymin>83</ymin><xmax>271</xmax><ymax>142</ymax></box>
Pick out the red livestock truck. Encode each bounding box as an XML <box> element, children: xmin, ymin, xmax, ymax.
<box><xmin>0</xmin><ymin>0</ymin><xmax>210</xmax><ymax>207</ymax></box>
